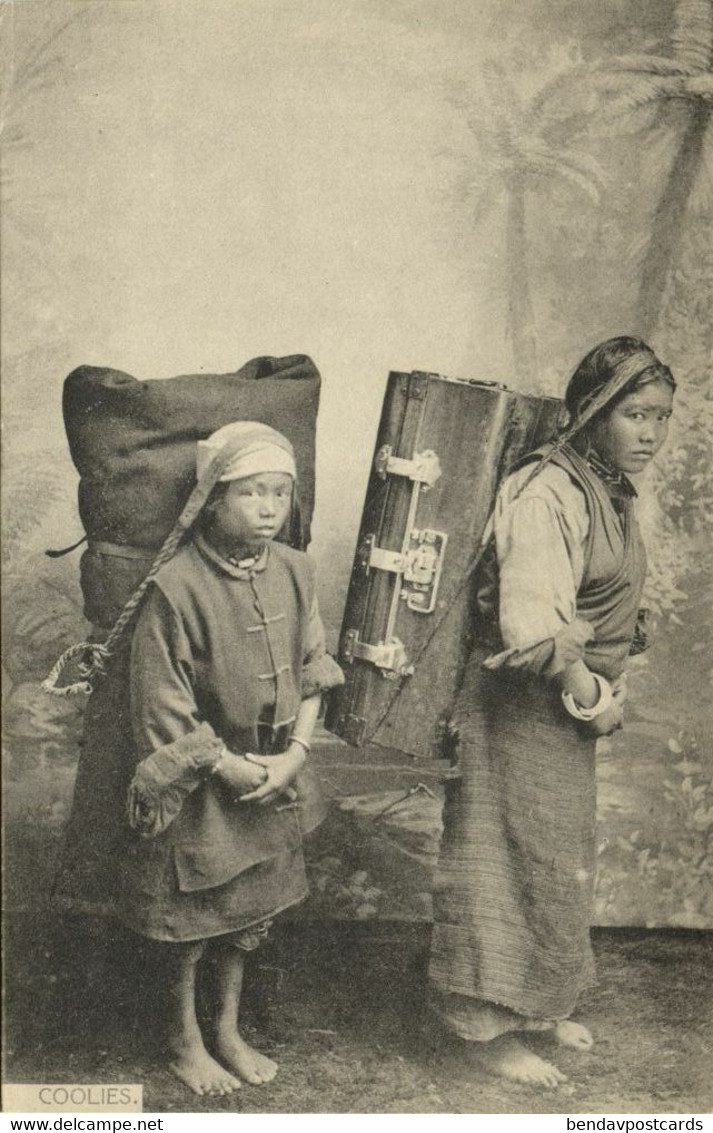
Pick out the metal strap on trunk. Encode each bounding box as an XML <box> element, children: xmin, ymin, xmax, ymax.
<box><xmin>374</xmin><ymin>446</ymin><xmax>442</xmax><ymax>487</ymax></box>
<box><xmin>341</xmin><ymin>426</ymin><xmax>448</xmax><ymax>676</ymax></box>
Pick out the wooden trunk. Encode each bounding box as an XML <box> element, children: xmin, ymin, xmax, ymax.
<box><xmin>325</xmin><ymin>370</ymin><xmax>562</xmax><ymax>761</ymax></box>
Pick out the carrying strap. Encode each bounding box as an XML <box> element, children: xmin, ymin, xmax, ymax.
<box><xmin>89</xmin><ymin>541</ymin><xmax>156</xmax><ymax>561</ymax></box>
<box><xmin>42</xmin><ymin>350</ymin><xmax>657</xmax><ymax>704</ymax></box>
<box><xmin>357</xmin><ymin>351</ymin><xmax>660</xmax><ymax>748</ymax></box>
<box><xmin>41</xmin><ymin>437</ymin><xmax>269</xmax><ymax>697</ymax></box>
<box><xmin>45</xmin><ymin>534</ymin><xmax>88</xmax><ymax>559</ymax></box>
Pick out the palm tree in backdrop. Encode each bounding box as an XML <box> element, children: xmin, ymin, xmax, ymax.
<box><xmin>591</xmin><ymin>0</ymin><xmax>713</xmax><ymax>336</ymax></box>
<box><xmin>453</xmin><ymin>59</ymin><xmax>604</xmax><ymax>387</ymax></box>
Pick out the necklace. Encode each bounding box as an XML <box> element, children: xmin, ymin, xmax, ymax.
<box><xmin>227</xmin><ymin>547</ymin><xmax>265</xmax><ymax>568</ymax></box>
<box><xmin>581</xmin><ymin>444</ymin><xmax>637</xmax><ymax>499</ymax></box>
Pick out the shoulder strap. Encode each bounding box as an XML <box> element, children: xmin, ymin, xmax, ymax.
<box><xmin>41</xmin><ymin>436</ymin><xmax>280</xmax><ymax>698</ymax></box>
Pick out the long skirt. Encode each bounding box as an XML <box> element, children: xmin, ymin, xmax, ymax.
<box><xmin>428</xmin><ymin>651</ymin><xmax>597</xmax><ymax>1040</ymax></box>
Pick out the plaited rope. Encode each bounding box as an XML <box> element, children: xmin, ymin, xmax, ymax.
<box><xmin>358</xmin><ymin>350</ymin><xmax>661</xmax><ymax>748</ymax></box>
<box><xmin>42</xmin><ymin>354</ymin><xmax>657</xmax><ymax>702</ymax></box>
<box><xmin>40</xmin><ymin>641</ymin><xmax>109</xmax><ymax>698</ymax></box>
<box><xmin>510</xmin><ymin>349</ymin><xmax>659</xmax><ymax>500</ymax></box>
<box><xmin>41</xmin><ymin>436</ymin><xmax>271</xmax><ymax>697</ymax></box>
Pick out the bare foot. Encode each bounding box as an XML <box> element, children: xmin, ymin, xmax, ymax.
<box><xmin>477</xmin><ymin>1035</ymin><xmax>567</xmax><ymax>1088</ymax></box>
<box><xmin>169</xmin><ymin>1040</ymin><xmax>241</xmax><ymax>1096</ymax></box>
<box><xmin>552</xmin><ymin>1020</ymin><xmax>593</xmax><ymax>1051</ymax></box>
<box><xmin>216</xmin><ymin>1032</ymin><xmax>278</xmax><ymax>1085</ymax></box>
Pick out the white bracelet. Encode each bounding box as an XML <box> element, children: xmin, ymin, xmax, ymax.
<box><xmin>209</xmin><ymin>746</ymin><xmax>229</xmax><ymax>775</ymax></box>
<box><xmin>561</xmin><ymin>673</ymin><xmax>613</xmax><ymax>721</ymax></box>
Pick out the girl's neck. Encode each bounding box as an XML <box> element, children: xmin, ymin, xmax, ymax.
<box><xmin>202</xmin><ymin>521</ymin><xmax>265</xmax><ymax>564</ymax></box>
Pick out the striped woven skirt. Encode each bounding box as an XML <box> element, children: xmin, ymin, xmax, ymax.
<box><xmin>428</xmin><ymin>651</ymin><xmax>597</xmax><ymax>1039</ymax></box>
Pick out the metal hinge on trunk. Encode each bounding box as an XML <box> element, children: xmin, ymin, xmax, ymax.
<box><xmin>399</xmin><ymin>371</ymin><xmax>431</xmax><ymax>399</ymax></box>
<box><xmin>374</xmin><ymin>446</ymin><xmax>441</xmax><ymax>488</ymax></box>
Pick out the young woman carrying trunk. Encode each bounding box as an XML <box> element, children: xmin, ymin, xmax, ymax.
<box><xmin>428</xmin><ymin>336</ymin><xmax>675</xmax><ymax>1088</ymax></box>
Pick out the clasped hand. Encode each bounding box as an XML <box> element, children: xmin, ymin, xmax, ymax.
<box><xmin>212</xmin><ymin>748</ymin><xmax>305</xmax><ymax>806</ymax></box>
<box><xmin>239</xmin><ymin>749</ymin><xmax>305</xmax><ymax>807</ymax></box>
<box><xmin>587</xmin><ymin>673</ymin><xmax>628</xmax><ymax>737</ymax></box>
<box><xmin>212</xmin><ymin>751</ymin><xmax>267</xmax><ymax>796</ymax></box>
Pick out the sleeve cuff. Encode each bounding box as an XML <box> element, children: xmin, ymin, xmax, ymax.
<box><xmin>482</xmin><ymin>617</ymin><xmax>594</xmax><ymax>679</ymax></box>
<box><xmin>127</xmin><ymin>722</ymin><xmax>223</xmax><ymax>837</ymax></box>
<box><xmin>301</xmin><ymin>653</ymin><xmax>345</xmax><ymax>699</ymax></box>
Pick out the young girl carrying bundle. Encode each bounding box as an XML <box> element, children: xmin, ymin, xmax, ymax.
<box><xmin>65</xmin><ymin>421</ymin><xmax>343</xmax><ymax>1096</ymax></box>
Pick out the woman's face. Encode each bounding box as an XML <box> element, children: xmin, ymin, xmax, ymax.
<box><xmin>588</xmin><ymin>380</ymin><xmax>674</xmax><ymax>474</ymax></box>
<box><xmin>209</xmin><ymin>472</ymin><xmax>292</xmax><ymax>551</ymax></box>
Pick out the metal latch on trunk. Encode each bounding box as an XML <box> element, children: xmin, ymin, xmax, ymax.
<box><xmin>344</xmin><ymin>444</ymin><xmax>445</xmax><ymax>679</ymax></box>
<box><xmin>360</xmin><ymin>529</ymin><xmax>448</xmax><ymax>615</ymax></box>
<box><xmin>343</xmin><ymin>528</ymin><xmax>448</xmax><ymax>678</ymax></box>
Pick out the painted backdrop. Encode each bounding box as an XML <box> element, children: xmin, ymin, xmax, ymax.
<box><xmin>2</xmin><ymin>0</ymin><xmax>712</xmax><ymax>927</ymax></box>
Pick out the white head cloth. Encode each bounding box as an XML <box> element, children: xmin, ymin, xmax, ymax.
<box><xmin>196</xmin><ymin>421</ymin><xmax>296</xmax><ymax>482</ymax></box>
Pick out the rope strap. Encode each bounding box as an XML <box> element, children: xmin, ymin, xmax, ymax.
<box><xmin>41</xmin><ymin>435</ymin><xmax>261</xmax><ymax>698</ymax></box>
<box><xmin>43</xmin><ymin>354</ymin><xmax>656</xmax><ymax>702</ymax></box>
<box><xmin>41</xmin><ymin>641</ymin><xmax>110</xmax><ymax>698</ymax></box>
<box><xmin>357</xmin><ymin>351</ymin><xmax>661</xmax><ymax>748</ymax></box>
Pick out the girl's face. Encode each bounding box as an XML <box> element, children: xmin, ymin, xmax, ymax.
<box><xmin>209</xmin><ymin>472</ymin><xmax>292</xmax><ymax>551</ymax></box>
<box><xmin>588</xmin><ymin>380</ymin><xmax>674</xmax><ymax>474</ymax></box>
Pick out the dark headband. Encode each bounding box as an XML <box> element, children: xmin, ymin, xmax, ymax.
<box><xmin>568</xmin><ymin>348</ymin><xmax>661</xmax><ymax>429</ymax></box>
<box><xmin>514</xmin><ymin>348</ymin><xmax>666</xmax><ymax>502</ymax></box>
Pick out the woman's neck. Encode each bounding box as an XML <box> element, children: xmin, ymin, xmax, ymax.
<box><xmin>569</xmin><ymin>435</ymin><xmax>636</xmax><ymax>498</ymax></box>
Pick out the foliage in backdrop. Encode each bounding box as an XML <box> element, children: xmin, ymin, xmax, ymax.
<box><xmin>2</xmin><ymin>0</ymin><xmax>711</xmax><ymax>926</ymax></box>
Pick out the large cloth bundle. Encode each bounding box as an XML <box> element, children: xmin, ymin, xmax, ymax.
<box><xmin>62</xmin><ymin>354</ymin><xmax>320</xmax><ymax>628</ymax></box>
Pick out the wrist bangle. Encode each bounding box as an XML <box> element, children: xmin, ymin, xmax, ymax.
<box><xmin>561</xmin><ymin>673</ymin><xmax>613</xmax><ymax>721</ymax></box>
<box><xmin>289</xmin><ymin>735</ymin><xmax>311</xmax><ymax>755</ymax></box>
<box><xmin>210</xmin><ymin>748</ymin><xmax>228</xmax><ymax>775</ymax></box>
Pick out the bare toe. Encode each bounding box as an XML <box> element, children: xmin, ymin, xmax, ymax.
<box><xmin>478</xmin><ymin>1035</ymin><xmax>567</xmax><ymax>1089</ymax></box>
<box><xmin>169</xmin><ymin>1044</ymin><xmax>241</xmax><ymax>1096</ymax></box>
<box><xmin>216</xmin><ymin>1033</ymin><xmax>278</xmax><ymax>1085</ymax></box>
<box><xmin>553</xmin><ymin>1020</ymin><xmax>593</xmax><ymax>1051</ymax></box>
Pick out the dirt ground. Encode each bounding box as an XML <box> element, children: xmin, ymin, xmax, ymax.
<box><xmin>4</xmin><ymin>915</ymin><xmax>712</xmax><ymax>1115</ymax></box>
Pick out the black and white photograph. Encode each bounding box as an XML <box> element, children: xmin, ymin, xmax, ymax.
<box><xmin>2</xmin><ymin>0</ymin><xmax>712</xmax><ymax>1119</ymax></box>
